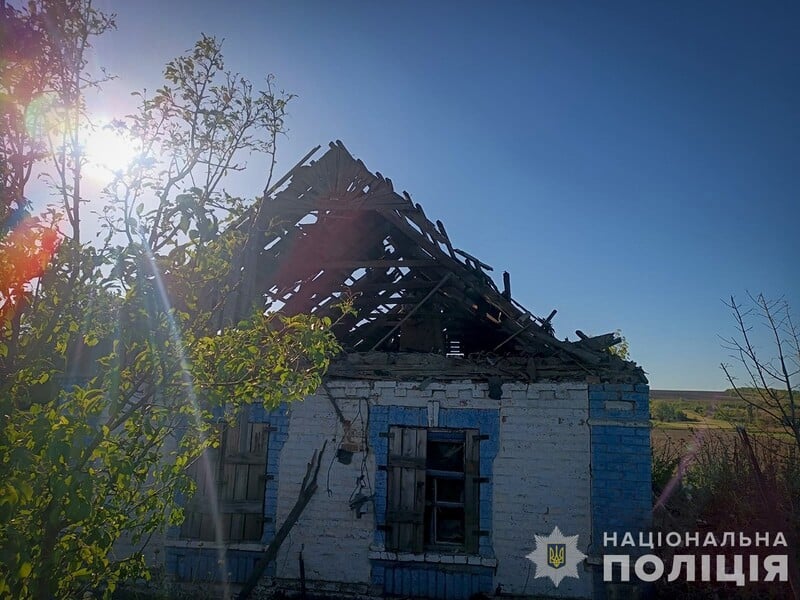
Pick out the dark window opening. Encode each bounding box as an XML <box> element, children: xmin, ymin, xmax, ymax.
<box><xmin>385</xmin><ymin>426</ymin><xmax>480</xmax><ymax>554</ymax></box>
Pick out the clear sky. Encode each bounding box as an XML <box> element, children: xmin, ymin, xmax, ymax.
<box><xmin>80</xmin><ymin>0</ymin><xmax>798</xmax><ymax>390</ymax></box>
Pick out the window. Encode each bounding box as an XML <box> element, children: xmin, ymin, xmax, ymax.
<box><xmin>180</xmin><ymin>413</ymin><xmax>271</xmax><ymax>542</ymax></box>
<box><xmin>385</xmin><ymin>426</ymin><xmax>480</xmax><ymax>554</ymax></box>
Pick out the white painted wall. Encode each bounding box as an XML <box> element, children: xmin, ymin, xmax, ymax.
<box><xmin>273</xmin><ymin>380</ymin><xmax>593</xmax><ymax>598</ymax></box>
<box><xmin>273</xmin><ymin>386</ymin><xmax>375</xmax><ymax>587</ymax></box>
<box><xmin>492</xmin><ymin>383</ymin><xmax>592</xmax><ymax>598</ymax></box>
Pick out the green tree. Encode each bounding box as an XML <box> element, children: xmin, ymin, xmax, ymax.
<box><xmin>606</xmin><ymin>329</ymin><xmax>630</xmax><ymax>360</ymax></box>
<box><xmin>1</xmin><ymin>4</ymin><xmax>338</xmax><ymax>598</ymax></box>
<box><xmin>651</xmin><ymin>401</ymin><xmax>689</xmax><ymax>423</ymax></box>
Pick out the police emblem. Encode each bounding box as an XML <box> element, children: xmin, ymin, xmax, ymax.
<box><xmin>525</xmin><ymin>526</ymin><xmax>587</xmax><ymax>587</ymax></box>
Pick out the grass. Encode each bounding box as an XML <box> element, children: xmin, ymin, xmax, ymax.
<box><xmin>649</xmin><ymin>391</ymin><xmax>797</xmax><ymax>456</ymax></box>
<box><xmin>650</xmin><ymin>391</ymin><xmax>778</xmax><ymax>429</ymax></box>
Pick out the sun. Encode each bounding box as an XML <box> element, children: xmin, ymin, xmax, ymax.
<box><xmin>81</xmin><ymin>121</ymin><xmax>141</xmax><ymax>182</ymax></box>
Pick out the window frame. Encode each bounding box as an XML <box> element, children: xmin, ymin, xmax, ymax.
<box><xmin>385</xmin><ymin>426</ymin><xmax>480</xmax><ymax>554</ymax></box>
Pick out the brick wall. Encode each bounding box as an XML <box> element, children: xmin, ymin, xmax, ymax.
<box><xmin>272</xmin><ymin>380</ymin><xmax>594</xmax><ymax>599</ymax></box>
<box><xmin>492</xmin><ymin>383</ymin><xmax>593</xmax><ymax>599</ymax></box>
<box><xmin>162</xmin><ymin>379</ymin><xmax>652</xmax><ymax>600</ymax></box>
<box><xmin>589</xmin><ymin>383</ymin><xmax>652</xmax><ymax>547</ymax></box>
<box><xmin>272</xmin><ymin>385</ymin><xmax>375</xmax><ymax>588</ymax></box>
<box><xmin>588</xmin><ymin>383</ymin><xmax>652</xmax><ymax>598</ymax></box>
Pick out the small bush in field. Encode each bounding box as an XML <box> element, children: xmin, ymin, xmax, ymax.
<box><xmin>652</xmin><ymin>401</ymin><xmax>691</xmax><ymax>422</ymax></box>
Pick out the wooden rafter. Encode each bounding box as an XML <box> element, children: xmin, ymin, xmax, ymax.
<box><xmin>207</xmin><ymin>140</ymin><xmax>646</xmax><ymax>384</ymax></box>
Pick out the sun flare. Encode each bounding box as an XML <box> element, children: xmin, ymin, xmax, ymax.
<box><xmin>81</xmin><ymin>122</ymin><xmax>141</xmax><ymax>182</ymax></box>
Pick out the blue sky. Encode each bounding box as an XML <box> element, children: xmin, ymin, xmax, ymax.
<box><xmin>83</xmin><ymin>0</ymin><xmax>798</xmax><ymax>390</ymax></box>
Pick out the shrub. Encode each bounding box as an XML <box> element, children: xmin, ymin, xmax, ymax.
<box><xmin>652</xmin><ymin>401</ymin><xmax>691</xmax><ymax>422</ymax></box>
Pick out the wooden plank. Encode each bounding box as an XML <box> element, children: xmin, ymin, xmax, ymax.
<box><xmin>413</xmin><ymin>428</ymin><xmax>427</xmax><ymax>553</ymax></box>
<box><xmin>324</xmin><ymin>259</ymin><xmax>441</xmax><ymax>269</ymax></box>
<box><xmin>453</xmin><ymin>248</ymin><xmax>493</xmax><ymax>272</ymax></box>
<box><xmin>386</xmin><ymin>427</ymin><xmax>428</xmax><ymax>552</ymax></box>
<box><xmin>398</xmin><ymin>428</ymin><xmax>416</xmax><ymax>551</ymax></box>
<box><xmin>464</xmin><ymin>430</ymin><xmax>481</xmax><ymax>554</ymax></box>
<box><xmin>199</xmin><ymin>512</ymin><xmax>215</xmax><ymax>541</ymax></box>
<box><xmin>217</xmin><ymin>500</ymin><xmax>264</xmax><ymax>513</ymax></box>
<box><xmin>385</xmin><ymin>511</ymin><xmax>425</xmax><ymax>524</ymax></box>
<box><xmin>386</xmin><ymin>456</ymin><xmax>426</xmax><ymax>469</ymax></box>
<box><xmin>387</xmin><ymin>428</ymin><xmax>402</xmax><ymax>551</ymax></box>
<box><xmin>344</xmin><ymin>279</ymin><xmax>437</xmax><ymax>293</ymax></box>
<box><xmin>233</xmin><ymin>463</ymin><xmax>249</xmax><ymax>501</ymax></box>
<box><xmin>230</xmin><ymin>513</ymin><xmax>243</xmax><ymax>541</ymax></box>
<box><xmin>250</xmin><ymin>423</ymin><xmax>269</xmax><ymax>454</ymax></box>
<box><xmin>243</xmin><ymin>514</ymin><xmax>263</xmax><ymax>541</ymax></box>
<box><xmin>246</xmin><ymin>464</ymin><xmax>265</xmax><ymax>501</ymax></box>
<box><xmin>370</xmin><ymin>273</ymin><xmax>452</xmax><ymax>350</ymax></box>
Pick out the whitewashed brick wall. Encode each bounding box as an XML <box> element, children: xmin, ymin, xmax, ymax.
<box><xmin>274</xmin><ymin>388</ymin><xmax>375</xmax><ymax>586</ymax></box>
<box><xmin>492</xmin><ymin>383</ymin><xmax>592</xmax><ymax>598</ymax></box>
<box><xmin>273</xmin><ymin>380</ymin><xmax>593</xmax><ymax>598</ymax></box>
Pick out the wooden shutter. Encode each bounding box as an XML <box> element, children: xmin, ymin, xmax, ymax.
<box><xmin>181</xmin><ymin>415</ymin><xmax>271</xmax><ymax>542</ymax></box>
<box><xmin>464</xmin><ymin>429</ymin><xmax>481</xmax><ymax>554</ymax></box>
<box><xmin>218</xmin><ymin>413</ymin><xmax>271</xmax><ymax>541</ymax></box>
<box><xmin>386</xmin><ymin>426</ymin><xmax>427</xmax><ymax>553</ymax></box>
<box><xmin>180</xmin><ymin>422</ymin><xmax>224</xmax><ymax>541</ymax></box>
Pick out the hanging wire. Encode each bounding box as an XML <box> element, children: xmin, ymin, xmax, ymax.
<box><xmin>347</xmin><ymin>396</ymin><xmax>374</xmax><ymax>512</ymax></box>
<box><xmin>325</xmin><ymin>405</ymin><xmax>341</xmax><ymax>497</ymax></box>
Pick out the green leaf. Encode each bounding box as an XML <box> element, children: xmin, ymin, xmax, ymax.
<box><xmin>47</xmin><ymin>441</ymin><xmax>70</xmax><ymax>463</ymax></box>
<box><xmin>19</xmin><ymin>562</ymin><xmax>32</xmax><ymax>579</ymax></box>
<box><xmin>65</xmin><ymin>495</ymin><xmax>91</xmax><ymax>522</ymax></box>
<box><xmin>18</xmin><ymin>481</ymin><xmax>34</xmax><ymax>502</ymax></box>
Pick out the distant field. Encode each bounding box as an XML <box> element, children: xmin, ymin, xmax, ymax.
<box><xmin>650</xmin><ymin>389</ymin><xmax>735</xmax><ymax>402</ymax></box>
<box><xmin>649</xmin><ymin>389</ymin><xmax>786</xmax><ymax>446</ymax></box>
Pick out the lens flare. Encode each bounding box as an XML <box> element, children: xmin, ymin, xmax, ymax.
<box><xmin>81</xmin><ymin>122</ymin><xmax>141</xmax><ymax>181</ymax></box>
<box><xmin>139</xmin><ymin>236</ymin><xmax>231</xmax><ymax>597</ymax></box>
<box><xmin>0</xmin><ymin>214</ymin><xmax>62</xmax><ymax>323</ymax></box>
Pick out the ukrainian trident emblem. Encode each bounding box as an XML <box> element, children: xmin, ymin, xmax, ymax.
<box><xmin>547</xmin><ymin>543</ymin><xmax>566</xmax><ymax>568</ymax></box>
<box><xmin>525</xmin><ymin>526</ymin><xmax>587</xmax><ymax>587</ymax></box>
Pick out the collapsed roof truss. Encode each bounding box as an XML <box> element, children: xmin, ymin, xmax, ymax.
<box><xmin>224</xmin><ymin>141</ymin><xmax>646</xmax><ymax>384</ymax></box>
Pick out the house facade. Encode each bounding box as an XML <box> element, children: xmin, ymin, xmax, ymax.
<box><xmin>162</xmin><ymin>142</ymin><xmax>651</xmax><ymax>599</ymax></box>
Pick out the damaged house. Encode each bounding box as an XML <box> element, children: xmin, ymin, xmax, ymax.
<box><xmin>162</xmin><ymin>142</ymin><xmax>651</xmax><ymax>599</ymax></box>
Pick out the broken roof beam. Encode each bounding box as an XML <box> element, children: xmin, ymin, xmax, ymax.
<box><xmin>574</xmin><ymin>331</ymin><xmax>620</xmax><ymax>351</ymax></box>
<box><xmin>396</xmin><ymin>198</ymin><xmax>457</xmax><ymax>252</ymax></box>
<box><xmin>324</xmin><ymin>259</ymin><xmax>442</xmax><ymax>269</ymax></box>
<box><xmin>369</xmin><ymin>273</ymin><xmax>453</xmax><ymax>351</ymax></box>
<box><xmin>377</xmin><ymin>207</ymin><xmax>496</xmax><ymax>289</ymax></box>
<box><xmin>435</xmin><ymin>219</ymin><xmax>457</xmax><ymax>259</ymax></box>
<box><xmin>453</xmin><ymin>248</ymin><xmax>494</xmax><ymax>272</ymax></box>
<box><xmin>519</xmin><ymin>327</ymin><xmax>603</xmax><ymax>365</ymax></box>
<box><xmin>224</xmin><ymin>141</ymin><xmax>646</xmax><ymax>380</ymax></box>
<box><xmin>345</xmin><ymin>279</ymin><xmax>438</xmax><ymax>294</ymax></box>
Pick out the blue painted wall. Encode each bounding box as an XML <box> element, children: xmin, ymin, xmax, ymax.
<box><xmin>589</xmin><ymin>383</ymin><xmax>651</xmax><ymax>548</ymax></box>
<box><xmin>589</xmin><ymin>383</ymin><xmax>651</xmax><ymax>598</ymax></box>
<box><xmin>589</xmin><ymin>384</ymin><xmax>653</xmax><ymax>553</ymax></box>
<box><xmin>373</xmin><ymin>562</ymin><xmax>494</xmax><ymax>600</ymax></box>
<box><xmin>165</xmin><ymin>546</ymin><xmax>262</xmax><ymax>585</ymax></box>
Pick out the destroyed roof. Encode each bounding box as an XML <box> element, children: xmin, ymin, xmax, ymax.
<box><xmin>227</xmin><ymin>141</ymin><xmax>646</xmax><ymax>384</ymax></box>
